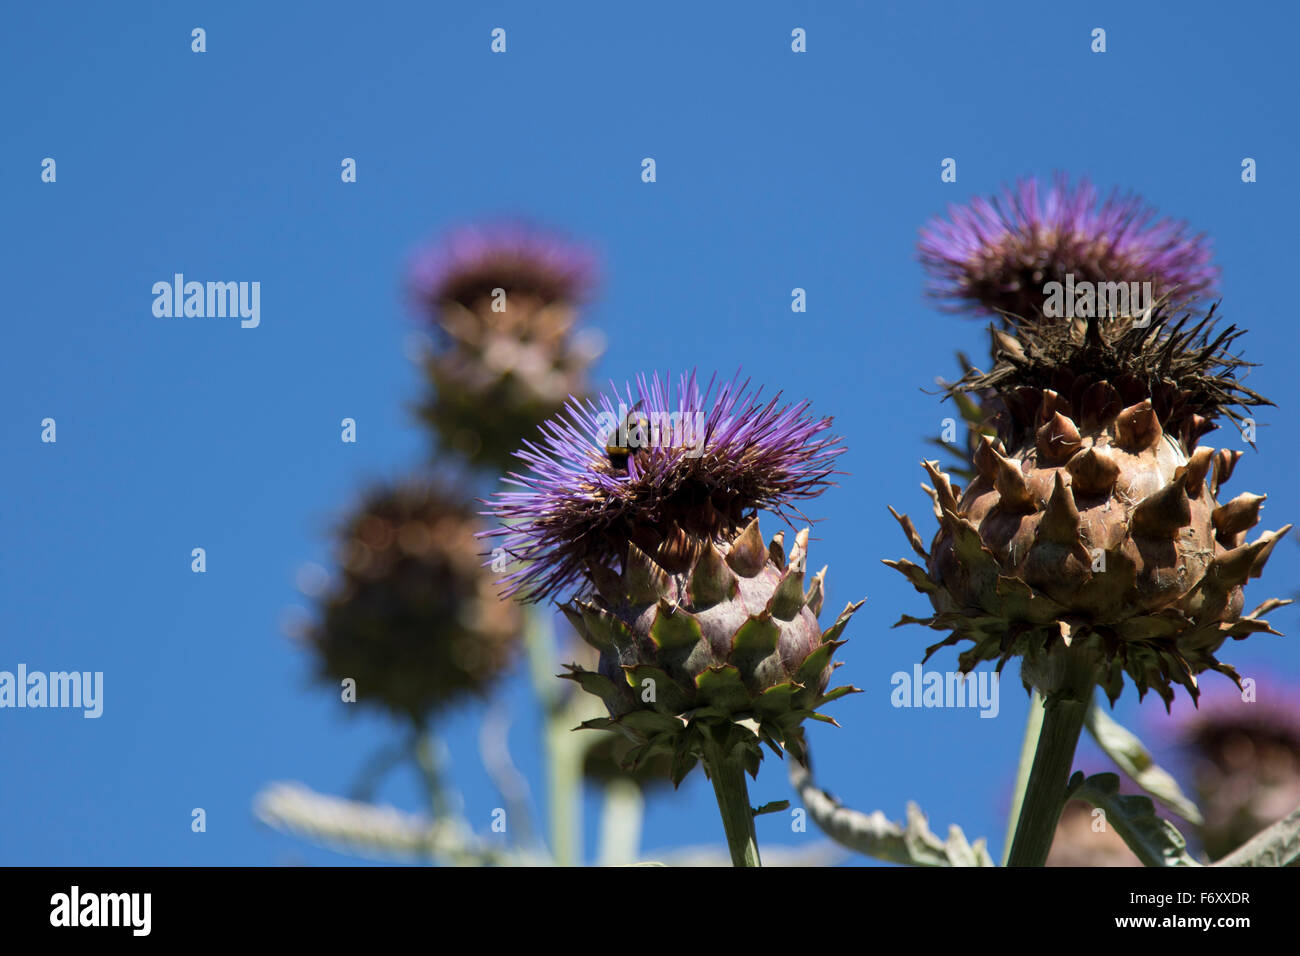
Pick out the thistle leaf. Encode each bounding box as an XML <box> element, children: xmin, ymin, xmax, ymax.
<box><xmin>1068</xmin><ymin>772</ymin><xmax>1201</xmax><ymax>867</ymax></box>
<box><xmin>1085</xmin><ymin>692</ymin><xmax>1204</xmax><ymax>825</ymax></box>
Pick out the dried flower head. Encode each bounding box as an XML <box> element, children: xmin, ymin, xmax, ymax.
<box><xmin>888</xmin><ymin>303</ymin><xmax>1290</xmax><ymax>708</ymax></box>
<box><xmin>304</xmin><ymin>481</ymin><xmax>521</xmax><ymax>723</ymax></box>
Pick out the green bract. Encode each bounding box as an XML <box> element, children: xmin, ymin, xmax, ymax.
<box><xmin>560</xmin><ymin>516</ymin><xmax>861</xmax><ymax>785</ymax></box>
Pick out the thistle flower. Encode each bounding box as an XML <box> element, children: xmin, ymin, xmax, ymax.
<box><xmin>919</xmin><ymin>175</ymin><xmax>1217</xmax><ymax>322</ymax></box>
<box><xmin>408</xmin><ymin>223</ymin><xmax>602</xmax><ymax>471</ymax></box>
<box><xmin>485</xmin><ymin>371</ymin><xmax>861</xmax><ymax>790</ymax></box>
<box><xmin>304</xmin><ymin>481</ymin><xmax>521</xmax><ymax>724</ymax></box>
<box><xmin>1169</xmin><ymin>680</ymin><xmax>1300</xmax><ymax>860</ymax></box>
<box><xmin>888</xmin><ymin>304</ymin><xmax>1291</xmax><ymax>709</ymax></box>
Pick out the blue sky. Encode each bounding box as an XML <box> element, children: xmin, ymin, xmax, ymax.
<box><xmin>3</xmin><ymin>0</ymin><xmax>1298</xmax><ymax>865</ymax></box>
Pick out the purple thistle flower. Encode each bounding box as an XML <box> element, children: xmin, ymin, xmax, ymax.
<box><xmin>408</xmin><ymin>221</ymin><xmax>598</xmax><ymax>315</ymax></box>
<box><xmin>918</xmin><ymin>174</ymin><xmax>1218</xmax><ymax>320</ymax></box>
<box><xmin>484</xmin><ymin>371</ymin><xmax>843</xmax><ymax>602</ymax></box>
<box><xmin>1156</xmin><ymin>676</ymin><xmax>1300</xmax><ymax>860</ymax></box>
<box><xmin>1164</xmin><ymin>677</ymin><xmax>1300</xmax><ymax>754</ymax></box>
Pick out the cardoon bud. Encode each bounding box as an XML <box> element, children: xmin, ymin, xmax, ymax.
<box><xmin>303</xmin><ymin>481</ymin><xmax>521</xmax><ymax>724</ymax></box>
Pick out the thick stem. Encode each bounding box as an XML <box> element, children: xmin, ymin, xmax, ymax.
<box><xmin>1002</xmin><ymin>688</ymin><xmax>1045</xmax><ymax>865</ymax></box>
<box><xmin>1005</xmin><ymin>692</ymin><xmax>1088</xmax><ymax>867</ymax></box>
<box><xmin>702</xmin><ymin>739</ymin><xmax>761</xmax><ymax>867</ymax></box>
<box><xmin>521</xmin><ymin>605</ymin><xmax>582</xmax><ymax>865</ymax></box>
<box><xmin>413</xmin><ymin>723</ymin><xmax>452</xmax><ymax>820</ymax></box>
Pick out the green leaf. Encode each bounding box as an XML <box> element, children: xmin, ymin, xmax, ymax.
<box><xmin>753</xmin><ymin>800</ymin><xmax>790</xmax><ymax>817</ymax></box>
<box><xmin>789</xmin><ymin>759</ymin><xmax>994</xmax><ymax>867</ymax></box>
<box><xmin>1213</xmin><ymin>804</ymin><xmax>1300</xmax><ymax>867</ymax></box>
<box><xmin>1085</xmin><ymin>694</ymin><xmax>1203</xmax><ymax>825</ymax></box>
<box><xmin>1068</xmin><ymin>772</ymin><xmax>1202</xmax><ymax>867</ymax></box>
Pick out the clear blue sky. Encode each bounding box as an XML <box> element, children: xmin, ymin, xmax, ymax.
<box><xmin>3</xmin><ymin>0</ymin><xmax>1298</xmax><ymax>865</ymax></box>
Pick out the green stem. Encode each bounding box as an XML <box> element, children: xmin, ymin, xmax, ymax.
<box><xmin>413</xmin><ymin>725</ymin><xmax>451</xmax><ymax>820</ymax></box>
<box><xmin>1002</xmin><ymin>688</ymin><xmax>1045</xmax><ymax>865</ymax></box>
<box><xmin>545</xmin><ymin>706</ymin><xmax>584</xmax><ymax>866</ymax></box>
<box><xmin>702</xmin><ymin>738</ymin><xmax>761</xmax><ymax>867</ymax></box>
<box><xmin>597</xmin><ymin>778</ymin><xmax>645</xmax><ymax>866</ymax></box>
<box><xmin>1005</xmin><ymin>692</ymin><xmax>1088</xmax><ymax>867</ymax></box>
<box><xmin>522</xmin><ymin>604</ymin><xmax>588</xmax><ymax>865</ymax></box>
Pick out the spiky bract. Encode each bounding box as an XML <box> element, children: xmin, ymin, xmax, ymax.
<box><xmin>561</xmin><ymin>517</ymin><xmax>860</xmax><ymax>783</ymax></box>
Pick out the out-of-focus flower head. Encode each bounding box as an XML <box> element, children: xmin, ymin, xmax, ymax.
<box><xmin>407</xmin><ymin>222</ymin><xmax>603</xmax><ymax>472</ymax></box>
<box><xmin>1166</xmin><ymin>677</ymin><xmax>1300</xmax><ymax>860</ymax></box>
<box><xmin>302</xmin><ymin>480</ymin><xmax>521</xmax><ymax>724</ymax></box>
<box><xmin>1046</xmin><ymin>799</ymin><xmax>1143</xmax><ymax>867</ymax></box>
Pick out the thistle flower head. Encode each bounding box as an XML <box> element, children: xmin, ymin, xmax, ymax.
<box><xmin>409</xmin><ymin>222</ymin><xmax>597</xmax><ymax>316</ymax></box>
<box><xmin>888</xmin><ymin>302</ymin><xmax>1290</xmax><ymax>707</ymax></box>
<box><xmin>1175</xmin><ymin>680</ymin><xmax>1300</xmax><ymax>754</ymax></box>
<box><xmin>487</xmin><ymin>372</ymin><xmax>857</xmax><ymax>783</ymax></box>
<box><xmin>919</xmin><ymin>175</ymin><xmax>1217</xmax><ymax>320</ymax></box>
<box><xmin>406</xmin><ymin>223</ymin><xmax>603</xmax><ymax>471</ymax></box>
<box><xmin>485</xmin><ymin>370</ymin><xmax>843</xmax><ymax>602</ymax></box>
<box><xmin>1166</xmin><ymin>679</ymin><xmax>1300</xmax><ymax>859</ymax></box>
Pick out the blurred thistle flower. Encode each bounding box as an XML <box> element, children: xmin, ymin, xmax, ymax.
<box><xmin>407</xmin><ymin>223</ymin><xmax>603</xmax><ymax>472</ymax></box>
<box><xmin>1046</xmin><ymin>798</ymin><xmax>1143</xmax><ymax>867</ymax></box>
<box><xmin>1169</xmin><ymin>680</ymin><xmax>1300</xmax><ymax>861</ymax></box>
<box><xmin>919</xmin><ymin>175</ymin><xmax>1217</xmax><ymax>323</ymax></box>
<box><xmin>485</xmin><ymin>371</ymin><xmax>861</xmax><ymax>785</ymax></box>
<box><xmin>303</xmin><ymin>481</ymin><xmax>521</xmax><ymax>724</ymax></box>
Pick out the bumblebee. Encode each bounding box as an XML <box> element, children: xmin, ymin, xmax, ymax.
<box><xmin>606</xmin><ymin>405</ymin><xmax>652</xmax><ymax>471</ymax></box>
